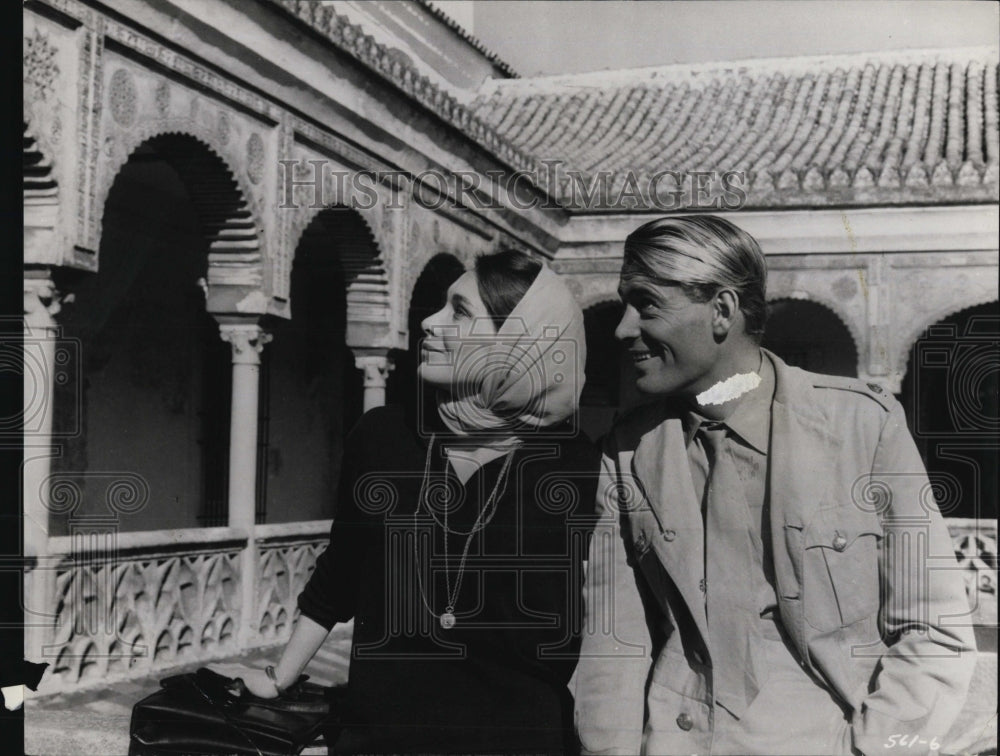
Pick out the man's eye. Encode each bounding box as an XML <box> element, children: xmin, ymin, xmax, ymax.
<box><xmin>452</xmin><ymin>306</ymin><xmax>469</xmax><ymax>320</ymax></box>
<box><xmin>636</xmin><ymin>300</ymin><xmax>656</xmax><ymax>314</ymax></box>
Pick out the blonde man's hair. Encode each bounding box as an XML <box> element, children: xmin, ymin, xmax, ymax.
<box><xmin>622</xmin><ymin>215</ymin><xmax>768</xmax><ymax>341</ymax></box>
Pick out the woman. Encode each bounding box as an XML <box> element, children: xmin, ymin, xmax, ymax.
<box><xmin>224</xmin><ymin>248</ymin><xmax>599</xmax><ymax>754</ymax></box>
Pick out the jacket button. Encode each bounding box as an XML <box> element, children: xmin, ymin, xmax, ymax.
<box><xmin>832</xmin><ymin>533</ymin><xmax>848</xmax><ymax>551</ymax></box>
<box><xmin>699</xmin><ymin>578</ymin><xmax>707</xmax><ymax>593</ymax></box>
<box><xmin>635</xmin><ymin>533</ymin><xmax>648</xmax><ymax>550</ymax></box>
<box><xmin>676</xmin><ymin>712</ymin><xmax>693</xmax><ymax>731</ymax></box>
<box><xmin>662</xmin><ymin>529</ymin><xmax>677</xmax><ymax>542</ymax></box>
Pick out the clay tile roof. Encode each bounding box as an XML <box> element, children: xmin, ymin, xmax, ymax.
<box><xmin>472</xmin><ymin>48</ymin><xmax>1000</xmax><ymax>210</ymax></box>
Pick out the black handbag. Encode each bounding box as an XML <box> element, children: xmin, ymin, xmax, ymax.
<box><xmin>128</xmin><ymin>667</ymin><xmax>346</xmax><ymax>756</ymax></box>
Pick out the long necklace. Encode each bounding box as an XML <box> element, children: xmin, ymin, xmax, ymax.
<box><xmin>413</xmin><ymin>434</ymin><xmax>516</xmax><ymax>630</ymax></box>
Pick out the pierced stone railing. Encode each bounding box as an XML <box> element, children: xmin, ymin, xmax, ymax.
<box><xmin>39</xmin><ymin>521</ymin><xmax>332</xmax><ymax>693</ymax></box>
<box><xmin>32</xmin><ymin>518</ymin><xmax>995</xmax><ymax>694</ymax></box>
<box><xmin>944</xmin><ymin>518</ymin><xmax>997</xmax><ymax>756</ymax></box>
<box><xmin>45</xmin><ymin>527</ymin><xmax>246</xmax><ymax>689</ymax></box>
<box><xmin>948</xmin><ymin>517</ymin><xmax>998</xmax><ymax>626</ymax></box>
<box><xmin>254</xmin><ymin>520</ymin><xmax>332</xmax><ymax>645</ymax></box>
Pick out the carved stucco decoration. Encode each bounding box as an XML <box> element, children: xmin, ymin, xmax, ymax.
<box><xmin>75</xmin><ymin>26</ymin><xmax>104</xmax><ymax>255</ymax></box>
<box><xmin>830</xmin><ymin>274</ymin><xmax>859</xmax><ymax>301</ymax></box>
<box><xmin>154</xmin><ymin>79</ymin><xmax>170</xmax><ymax>117</ymax></box>
<box><xmin>217</xmin><ymin>112</ymin><xmax>231</xmax><ymax>146</ymax></box>
<box><xmin>50</xmin><ymin>546</ymin><xmax>242</xmax><ymax>686</ymax></box>
<box><xmin>49</xmin><ymin>114</ymin><xmax>63</xmax><ymax>145</ymax></box>
<box><xmin>23</xmin><ymin>27</ymin><xmax>60</xmax><ymax>104</ymax></box>
<box><xmin>109</xmin><ymin>68</ymin><xmax>138</xmax><ymax>128</ymax></box>
<box><xmin>949</xmin><ymin>521</ymin><xmax>998</xmax><ymax>626</ymax></box>
<box><xmin>256</xmin><ymin>539</ymin><xmax>328</xmax><ymax>642</ymax></box>
<box><xmin>246</xmin><ymin>132</ymin><xmax>265</xmax><ymax>184</ymax></box>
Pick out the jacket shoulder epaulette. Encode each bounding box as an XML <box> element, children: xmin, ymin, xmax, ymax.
<box><xmin>810</xmin><ymin>374</ymin><xmax>895</xmax><ymax>412</ymax></box>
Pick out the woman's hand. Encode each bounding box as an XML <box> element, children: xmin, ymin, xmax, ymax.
<box><xmin>205</xmin><ymin>616</ymin><xmax>331</xmax><ymax>702</ymax></box>
<box><xmin>207</xmin><ymin>663</ymin><xmax>280</xmax><ymax>699</ymax></box>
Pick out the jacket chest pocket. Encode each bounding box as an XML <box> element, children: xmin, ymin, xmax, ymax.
<box><xmin>802</xmin><ymin>508</ymin><xmax>883</xmax><ymax>631</ymax></box>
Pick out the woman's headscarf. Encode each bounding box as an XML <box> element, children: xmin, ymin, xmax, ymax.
<box><xmin>436</xmin><ymin>264</ymin><xmax>586</xmax><ymax>439</ymax></box>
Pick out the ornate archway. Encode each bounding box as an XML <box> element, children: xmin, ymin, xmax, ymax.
<box><xmin>899</xmin><ymin>301</ymin><xmax>999</xmax><ymax>520</ymax></box>
<box><xmin>50</xmin><ymin>132</ymin><xmax>234</xmax><ymax>534</ymax></box>
<box><xmin>580</xmin><ymin>300</ymin><xmax>630</xmax><ymax>441</ymax></box>
<box><xmin>261</xmin><ymin>207</ymin><xmax>374</xmax><ymax>525</ymax></box>
<box><xmin>95</xmin><ymin>132</ymin><xmax>266</xmax><ymax>296</ymax></box>
<box><xmin>895</xmin><ymin>295</ymin><xmax>1000</xmax><ymax>386</ymax></box>
<box><xmin>289</xmin><ymin>205</ymin><xmax>390</xmax><ymax>347</ymax></box>
<box><xmin>763</xmin><ymin>297</ymin><xmax>859</xmax><ymax>377</ymax></box>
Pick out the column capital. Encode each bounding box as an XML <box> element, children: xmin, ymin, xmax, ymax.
<box><xmin>352</xmin><ymin>349</ymin><xmax>395</xmax><ymax>387</ymax></box>
<box><xmin>219</xmin><ymin>322</ymin><xmax>273</xmax><ymax>366</ymax></box>
<box><xmin>24</xmin><ymin>272</ymin><xmax>73</xmax><ymax>333</ymax></box>
<box><xmin>353</xmin><ymin>349</ymin><xmax>395</xmax><ymax>412</ymax></box>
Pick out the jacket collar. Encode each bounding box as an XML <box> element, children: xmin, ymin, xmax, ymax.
<box><xmin>682</xmin><ymin>354</ymin><xmax>775</xmax><ymax>455</ymax></box>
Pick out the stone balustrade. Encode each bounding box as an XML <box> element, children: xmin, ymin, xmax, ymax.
<box><xmin>255</xmin><ymin>521</ymin><xmax>333</xmax><ymax>644</ymax></box>
<box><xmin>42</xmin><ymin>521</ymin><xmax>332</xmax><ymax>692</ymax></box>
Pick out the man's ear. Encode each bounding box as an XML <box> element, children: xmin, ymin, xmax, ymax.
<box><xmin>712</xmin><ymin>289</ymin><xmax>741</xmax><ymax>337</ymax></box>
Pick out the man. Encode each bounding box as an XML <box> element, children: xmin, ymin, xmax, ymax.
<box><xmin>574</xmin><ymin>216</ymin><xmax>975</xmax><ymax>755</ymax></box>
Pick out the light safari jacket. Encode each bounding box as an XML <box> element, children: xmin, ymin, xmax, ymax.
<box><xmin>574</xmin><ymin>351</ymin><xmax>975</xmax><ymax>755</ymax></box>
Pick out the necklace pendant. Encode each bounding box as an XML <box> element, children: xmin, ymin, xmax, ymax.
<box><xmin>440</xmin><ymin>611</ymin><xmax>456</xmax><ymax>629</ymax></box>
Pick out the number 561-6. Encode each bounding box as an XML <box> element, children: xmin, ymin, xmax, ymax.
<box><xmin>884</xmin><ymin>734</ymin><xmax>940</xmax><ymax>750</ymax></box>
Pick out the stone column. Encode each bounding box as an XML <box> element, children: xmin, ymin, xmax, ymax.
<box><xmin>218</xmin><ymin>321</ymin><xmax>272</xmax><ymax>646</ymax></box>
<box><xmin>354</xmin><ymin>350</ymin><xmax>395</xmax><ymax>413</ymax></box>
<box><xmin>22</xmin><ymin>273</ymin><xmax>68</xmax><ymax>662</ymax></box>
<box><xmin>865</xmin><ymin>255</ymin><xmax>892</xmax><ymax>381</ymax></box>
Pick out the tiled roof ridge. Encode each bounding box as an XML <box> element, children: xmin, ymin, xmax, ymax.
<box><xmin>414</xmin><ymin>0</ymin><xmax>520</xmax><ymax>78</ymax></box>
<box><xmin>478</xmin><ymin>45</ymin><xmax>999</xmax><ymax>95</ymax></box>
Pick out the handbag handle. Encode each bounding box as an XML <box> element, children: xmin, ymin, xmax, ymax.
<box><xmin>194</xmin><ymin>667</ymin><xmax>247</xmax><ymax>702</ymax></box>
<box><xmin>193</xmin><ymin>667</ymin><xmax>312</xmax><ymax>701</ymax></box>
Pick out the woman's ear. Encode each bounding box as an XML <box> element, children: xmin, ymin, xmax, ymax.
<box><xmin>712</xmin><ymin>289</ymin><xmax>741</xmax><ymax>338</ymax></box>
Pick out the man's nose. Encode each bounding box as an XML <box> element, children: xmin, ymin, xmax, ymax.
<box><xmin>615</xmin><ymin>306</ymin><xmax>640</xmax><ymax>342</ymax></box>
